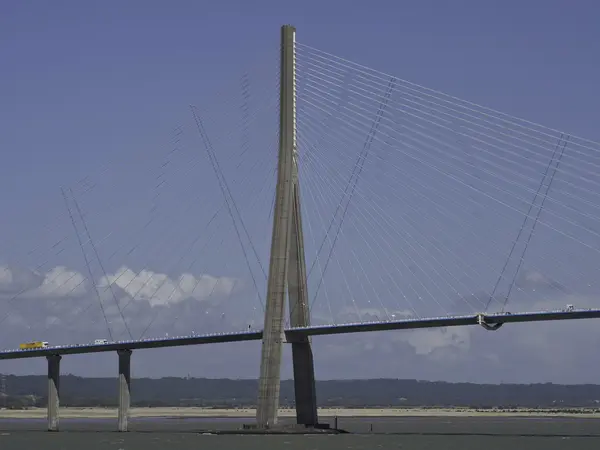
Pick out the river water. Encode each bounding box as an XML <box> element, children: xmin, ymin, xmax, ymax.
<box><xmin>0</xmin><ymin>415</ymin><xmax>598</xmax><ymax>449</ymax></box>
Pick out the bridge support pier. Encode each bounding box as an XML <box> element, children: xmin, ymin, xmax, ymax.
<box><xmin>290</xmin><ymin>340</ymin><xmax>318</xmax><ymax>425</ymax></box>
<box><xmin>117</xmin><ymin>349</ymin><xmax>132</xmax><ymax>432</ymax></box>
<box><xmin>46</xmin><ymin>354</ymin><xmax>61</xmax><ymax>432</ymax></box>
<box><xmin>288</xmin><ymin>190</ymin><xmax>318</xmax><ymax>426</ymax></box>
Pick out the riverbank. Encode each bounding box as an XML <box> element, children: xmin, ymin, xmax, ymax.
<box><xmin>0</xmin><ymin>407</ymin><xmax>599</xmax><ymax>419</ymax></box>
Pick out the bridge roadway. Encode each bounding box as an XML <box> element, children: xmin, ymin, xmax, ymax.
<box><xmin>2</xmin><ymin>307</ymin><xmax>599</xmax><ymax>360</ymax></box>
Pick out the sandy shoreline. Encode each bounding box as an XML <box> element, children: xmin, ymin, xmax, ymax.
<box><xmin>0</xmin><ymin>407</ymin><xmax>598</xmax><ymax>419</ymax></box>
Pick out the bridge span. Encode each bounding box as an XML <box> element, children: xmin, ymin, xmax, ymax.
<box><xmin>2</xmin><ymin>308</ymin><xmax>598</xmax><ymax>361</ymax></box>
<box><xmin>2</xmin><ymin>22</ymin><xmax>600</xmax><ymax>435</ymax></box>
<box><xmin>1</xmin><ymin>307</ymin><xmax>598</xmax><ymax>432</ymax></box>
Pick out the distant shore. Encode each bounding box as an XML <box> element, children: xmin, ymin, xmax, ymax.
<box><xmin>0</xmin><ymin>407</ymin><xmax>599</xmax><ymax>419</ymax></box>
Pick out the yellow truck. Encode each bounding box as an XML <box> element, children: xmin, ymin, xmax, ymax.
<box><xmin>19</xmin><ymin>341</ymin><xmax>49</xmax><ymax>350</ymax></box>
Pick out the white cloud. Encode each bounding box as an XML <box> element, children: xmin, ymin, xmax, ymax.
<box><xmin>0</xmin><ymin>264</ymin><xmax>86</xmax><ymax>298</ymax></box>
<box><xmin>523</xmin><ymin>270</ymin><xmax>549</xmax><ymax>285</ymax></box>
<box><xmin>0</xmin><ymin>265</ymin><xmax>14</xmax><ymax>285</ymax></box>
<box><xmin>0</xmin><ymin>262</ymin><xmax>239</xmax><ymax>307</ymax></box>
<box><xmin>33</xmin><ymin>266</ymin><xmax>87</xmax><ymax>297</ymax></box>
<box><xmin>395</xmin><ymin>326</ymin><xmax>471</xmax><ymax>356</ymax></box>
<box><xmin>44</xmin><ymin>315</ymin><xmax>61</xmax><ymax>327</ymax></box>
<box><xmin>0</xmin><ymin>264</ymin><xmax>44</xmax><ymax>295</ymax></box>
<box><xmin>334</xmin><ymin>307</ymin><xmax>414</xmax><ymax>323</ymax></box>
<box><xmin>99</xmin><ymin>266</ymin><xmax>238</xmax><ymax>306</ymax></box>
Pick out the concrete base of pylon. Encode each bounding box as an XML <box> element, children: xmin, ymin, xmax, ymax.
<box><xmin>233</xmin><ymin>423</ymin><xmax>346</xmax><ymax>434</ymax></box>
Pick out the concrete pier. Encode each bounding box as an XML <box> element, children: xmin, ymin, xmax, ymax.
<box><xmin>46</xmin><ymin>354</ymin><xmax>61</xmax><ymax>432</ymax></box>
<box><xmin>290</xmin><ymin>339</ymin><xmax>318</xmax><ymax>425</ymax></box>
<box><xmin>117</xmin><ymin>349</ymin><xmax>132</xmax><ymax>432</ymax></box>
<box><xmin>288</xmin><ymin>186</ymin><xmax>319</xmax><ymax>426</ymax></box>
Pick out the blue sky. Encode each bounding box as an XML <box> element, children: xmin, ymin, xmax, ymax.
<box><xmin>1</xmin><ymin>0</ymin><xmax>600</xmax><ymax>383</ymax></box>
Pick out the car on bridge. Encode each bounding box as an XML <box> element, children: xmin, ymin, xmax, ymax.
<box><xmin>19</xmin><ymin>341</ymin><xmax>49</xmax><ymax>350</ymax></box>
<box><xmin>94</xmin><ymin>339</ymin><xmax>109</xmax><ymax>345</ymax></box>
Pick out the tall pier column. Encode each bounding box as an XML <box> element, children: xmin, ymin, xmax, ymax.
<box><xmin>256</xmin><ymin>24</ymin><xmax>319</xmax><ymax>428</ymax></box>
<box><xmin>117</xmin><ymin>349</ymin><xmax>131</xmax><ymax>432</ymax></box>
<box><xmin>46</xmin><ymin>354</ymin><xmax>61</xmax><ymax>432</ymax></box>
<box><xmin>288</xmin><ymin>182</ymin><xmax>318</xmax><ymax>426</ymax></box>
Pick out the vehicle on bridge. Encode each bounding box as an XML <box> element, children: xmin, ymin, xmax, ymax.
<box><xmin>94</xmin><ymin>339</ymin><xmax>109</xmax><ymax>345</ymax></box>
<box><xmin>19</xmin><ymin>341</ymin><xmax>49</xmax><ymax>350</ymax></box>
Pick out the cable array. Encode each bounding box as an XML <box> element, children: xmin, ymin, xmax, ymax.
<box><xmin>0</xmin><ymin>56</ymin><xmax>280</xmax><ymax>347</ymax></box>
<box><xmin>2</xmin><ymin>38</ymin><xmax>599</xmax><ymax>347</ymax></box>
<box><xmin>294</xmin><ymin>41</ymin><xmax>600</xmax><ymax>325</ymax></box>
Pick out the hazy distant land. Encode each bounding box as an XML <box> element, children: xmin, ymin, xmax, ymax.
<box><xmin>2</xmin><ymin>375</ymin><xmax>600</xmax><ymax>413</ymax></box>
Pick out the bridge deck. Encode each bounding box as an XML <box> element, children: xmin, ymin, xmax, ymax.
<box><xmin>1</xmin><ymin>308</ymin><xmax>597</xmax><ymax>360</ymax></box>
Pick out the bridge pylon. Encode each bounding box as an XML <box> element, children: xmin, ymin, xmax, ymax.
<box><xmin>256</xmin><ymin>24</ymin><xmax>319</xmax><ymax>429</ymax></box>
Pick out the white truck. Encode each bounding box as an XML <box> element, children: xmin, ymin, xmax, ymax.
<box><xmin>94</xmin><ymin>339</ymin><xmax>109</xmax><ymax>345</ymax></box>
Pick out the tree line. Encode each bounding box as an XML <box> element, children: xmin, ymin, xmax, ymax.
<box><xmin>1</xmin><ymin>375</ymin><xmax>600</xmax><ymax>409</ymax></box>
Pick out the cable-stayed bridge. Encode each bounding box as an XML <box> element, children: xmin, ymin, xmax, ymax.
<box><xmin>2</xmin><ymin>25</ymin><xmax>600</xmax><ymax>431</ymax></box>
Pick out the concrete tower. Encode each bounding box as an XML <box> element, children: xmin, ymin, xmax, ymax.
<box><xmin>255</xmin><ymin>25</ymin><xmax>318</xmax><ymax>428</ymax></box>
